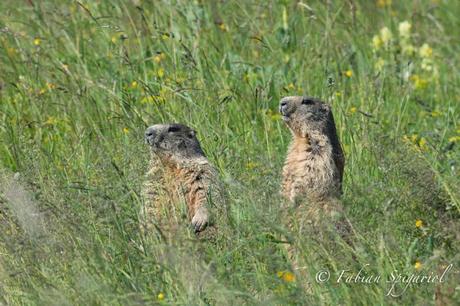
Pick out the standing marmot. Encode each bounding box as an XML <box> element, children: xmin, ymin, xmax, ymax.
<box><xmin>140</xmin><ymin>123</ymin><xmax>226</xmax><ymax>241</ymax></box>
<box><xmin>279</xmin><ymin>96</ymin><xmax>349</xmax><ymax>236</ymax></box>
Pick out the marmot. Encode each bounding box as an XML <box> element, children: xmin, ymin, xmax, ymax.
<box><xmin>140</xmin><ymin>123</ymin><xmax>226</xmax><ymax>241</ymax></box>
<box><xmin>279</xmin><ymin>95</ymin><xmax>349</xmax><ymax>237</ymax></box>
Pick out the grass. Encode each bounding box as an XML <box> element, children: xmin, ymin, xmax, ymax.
<box><xmin>0</xmin><ymin>0</ymin><xmax>459</xmax><ymax>304</ymax></box>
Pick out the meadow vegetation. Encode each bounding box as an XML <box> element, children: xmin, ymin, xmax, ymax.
<box><xmin>0</xmin><ymin>0</ymin><xmax>459</xmax><ymax>304</ymax></box>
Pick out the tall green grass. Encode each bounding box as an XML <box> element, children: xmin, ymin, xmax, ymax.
<box><xmin>0</xmin><ymin>0</ymin><xmax>459</xmax><ymax>304</ymax></box>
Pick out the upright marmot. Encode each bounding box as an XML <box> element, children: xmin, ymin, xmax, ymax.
<box><xmin>279</xmin><ymin>96</ymin><xmax>348</xmax><ymax>236</ymax></box>
<box><xmin>140</xmin><ymin>123</ymin><xmax>226</xmax><ymax>240</ymax></box>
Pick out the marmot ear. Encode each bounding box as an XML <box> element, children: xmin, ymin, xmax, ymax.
<box><xmin>301</xmin><ymin>97</ymin><xmax>315</xmax><ymax>105</ymax></box>
<box><xmin>168</xmin><ymin>125</ymin><xmax>181</xmax><ymax>133</ymax></box>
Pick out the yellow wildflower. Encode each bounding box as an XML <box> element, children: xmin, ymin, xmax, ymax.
<box><xmin>154</xmin><ymin>52</ymin><xmax>166</xmax><ymax>63</ymax></box>
<box><xmin>414</xmin><ymin>260</ymin><xmax>422</xmax><ymax>270</ymax></box>
<box><xmin>268</xmin><ymin>108</ymin><xmax>282</xmax><ymax>121</ymax></box>
<box><xmin>335</xmin><ymin>91</ymin><xmax>342</xmax><ymax>97</ymax></box>
<box><xmin>277</xmin><ymin>271</ymin><xmax>295</xmax><ymax>282</ymax></box>
<box><xmin>398</xmin><ymin>21</ymin><xmax>411</xmax><ymax>39</ymax></box>
<box><xmin>161</xmin><ymin>33</ymin><xmax>169</xmax><ymax>40</ymax></box>
<box><xmin>419</xmin><ymin>43</ymin><xmax>433</xmax><ymax>58</ymax></box>
<box><xmin>33</xmin><ymin>37</ymin><xmax>41</xmax><ymax>46</ymax></box>
<box><xmin>111</xmin><ymin>36</ymin><xmax>117</xmax><ymax>43</ymax></box>
<box><xmin>287</xmin><ymin>83</ymin><xmax>295</xmax><ymax>90</ymax></box>
<box><xmin>380</xmin><ymin>27</ymin><xmax>392</xmax><ymax>45</ymax></box>
<box><xmin>415</xmin><ymin>78</ymin><xmax>428</xmax><ymax>89</ymax></box>
<box><xmin>141</xmin><ymin>95</ymin><xmax>157</xmax><ymax>104</ymax></box>
<box><xmin>430</xmin><ymin>111</ymin><xmax>441</xmax><ymax>117</ymax></box>
<box><xmin>218</xmin><ymin>23</ymin><xmax>228</xmax><ymax>32</ymax></box>
<box><xmin>157</xmin><ymin>68</ymin><xmax>165</xmax><ymax>78</ymax></box>
<box><xmin>44</xmin><ymin>116</ymin><xmax>58</xmax><ymax>126</ymax></box>
<box><xmin>46</xmin><ymin>83</ymin><xmax>56</xmax><ymax>90</ymax></box>
<box><xmin>344</xmin><ymin>70</ymin><xmax>353</xmax><ymax>78</ymax></box>
<box><xmin>418</xmin><ymin>137</ymin><xmax>427</xmax><ymax>150</ymax></box>
<box><xmin>246</xmin><ymin>162</ymin><xmax>257</xmax><ymax>170</ymax></box>
<box><xmin>372</xmin><ymin>35</ymin><xmax>382</xmax><ymax>51</ymax></box>
<box><xmin>39</xmin><ymin>88</ymin><xmax>46</xmax><ymax>95</ymax></box>
<box><xmin>374</xmin><ymin>57</ymin><xmax>385</xmax><ymax>71</ymax></box>
<box><xmin>130</xmin><ymin>81</ymin><xmax>138</xmax><ymax>89</ymax></box>
<box><xmin>283</xmin><ymin>272</ymin><xmax>295</xmax><ymax>282</ymax></box>
<box><xmin>410</xmin><ymin>134</ymin><xmax>418</xmax><ymax>143</ymax></box>
<box><xmin>157</xmin><ymin>292</ymin><xmax>165</xmax><ymax>300</ymax></box>
<box><xmin>266</xmin><ymin>108</ymin><xmax>281</xmax><ymax>121</ymax></box>
<box><xmin>349</xmin><ymin>107</ymin><xmax>357</xmax><ymax>114</ymax></box>
<box><xmin>376</xmin><ymin>0</ymin><xmax>392</xmax><ymax>8</ymax></box>
<box><xmin>415</xmin><ymin>219</ymin><xmax>423</xmax><ymax>228</ymax></box>
<box><xmin>123</xmin><ymin>127</ymin><xmax>130</xmax><ymax>134</ymax></box>
<box><xmin>410</xmin><ymin>75</ymin><xmax>428</xmax><ymax>90</ymax></box>
<box><xmin>448</xmin><ymin>136</ymin><xmax>460</xmax><ymax>143</ymax></box>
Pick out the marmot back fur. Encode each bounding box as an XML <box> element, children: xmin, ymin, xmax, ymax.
<box><xmin>140</xmin><ymin>123</ymin><xmax>226</xmax><ymax>241</ymax></box>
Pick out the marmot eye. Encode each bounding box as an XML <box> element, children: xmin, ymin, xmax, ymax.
<box><xmin>302</xmin><ymin>98</ymin><xmax>315</xmax><ymax>105</ymax></box>
<box><xmin>168</xmin><ymin>126</ymin><xmax>181</xmax><ymax>133</ymax></box>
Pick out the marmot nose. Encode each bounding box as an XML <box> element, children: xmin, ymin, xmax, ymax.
<box><xmin>145</xmin><ymin>127</ymin><xmax>156</xmax><ymax>143</ymax></box>
<box><xmin>280</xmin><ymin>101</ymin><xmax>288</xmax><ymax>114</ymax></box>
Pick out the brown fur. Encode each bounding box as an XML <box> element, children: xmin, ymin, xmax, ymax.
<box><xmin>280</xmin><ymin>96</ymin><xmax>344</xmax><ymax>203</ymax></box>
<box><xmin>279</xmin><ymin>96</ymin><xmax>351</xmax><ymax>274</ymax></box>
<box><xmin>140</xmin><ymin>124</ymin><xmax>225</xmax><ymax>241</ymax></box>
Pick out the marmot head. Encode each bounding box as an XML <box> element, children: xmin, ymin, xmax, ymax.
<box><xmin>279</xmin><ymin>96</ymin><xmax>333</xmax><ymax>138</ymax></box>
<box><xmin>145</xmin><ymin>123</ymin><xmax>205</xmax><ymax>161</ymax></box>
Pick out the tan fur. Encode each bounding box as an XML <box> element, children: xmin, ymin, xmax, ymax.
<box><xmin>279</xmin><ymin>96</ymin><xmax>346</xmax><ymax>219</ymax></box>
<box><xmin>282</xmin><ymin>130</ymin><xmax>342</xmax><ymax>203</ymax></box>
<box><xmin>279</xmin><ymin>96</ymin><xmax>351</xmax><ymax>277</ymax></box>
<box><xmin>140</xmin><ymin>124</ymin><xmax>226</xmax><ymax>241</ymax></box>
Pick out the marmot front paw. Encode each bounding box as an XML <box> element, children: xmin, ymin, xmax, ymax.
<box><xmin>191</xmin><ymin>207</ymin><xmax>209</xmax><ymax>232</ymax></box>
